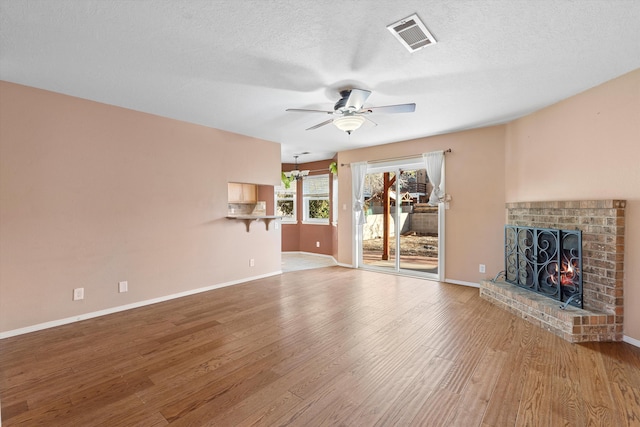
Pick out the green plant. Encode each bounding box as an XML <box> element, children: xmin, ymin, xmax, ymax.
<box><xmin>329</xmin><ymin>161</ymin><xmax>338</xmax><ymax>175</ymax></box>
<box><xmin>281</xmin><ymin>172</ymin><xmax>292</xmax><ymax>189</ymax></box>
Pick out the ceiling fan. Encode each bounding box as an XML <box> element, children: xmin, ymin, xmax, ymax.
<box><xmin>286</xmin><ymin>89</ymin><xmax>416</xmax><ymax>134</ymax></box>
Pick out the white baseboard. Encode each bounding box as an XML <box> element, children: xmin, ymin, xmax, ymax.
<box><xmin>0</xmin><ymin>271</ymin><xmax>282</xmax><ymax>340</ymax></box>
<box><xmin>336</xmin><ymin>262</ymin><xmax>354</xmax><ymax>268</ymax></box>
<box><xmin>445</xmin><ymin>278</ymin><xmax>480</xmax><ymax>288</ymax></box>
<box><xmin>299</xmin><ymin>251</ymin><xmax>335</xmax><ymax>261</ymax></box>
<box><xmin>283</xmin><ymin>251</ymin><xmax>335</xmax><ymax>259</ymax></box>
<box><xmin>623</xmin><ymin>335</ymin><xmax>640</xmax><ymax>348</ymax></box>
<box><xmin>282</xmin><ymin>251</ymin><xmax>343</xmax><ymax>266</ymax></box>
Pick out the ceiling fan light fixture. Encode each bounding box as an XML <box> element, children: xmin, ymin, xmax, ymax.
<box><xmin>285</xmin><ymin>155</ymin><xmax>310</xmax><ymax>181</ymax></box>
<box><xmin>333</xmin><ymin>115</ymin><xmax>366</xmax><ymax>134</ymax></box>
<box><xmin>288</xmin><ymin>169</ymin><xmax>309</xmax><ymax>178</ymax></box>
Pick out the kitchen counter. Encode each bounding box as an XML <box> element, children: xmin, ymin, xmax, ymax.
<box><xmin>226</xmin><ymin>215</ymin><xmax>281</xmax><ymax>232</ymax></box>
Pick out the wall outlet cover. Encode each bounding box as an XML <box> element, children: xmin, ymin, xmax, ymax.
<box><xmin>118</xmin><ymin>281</ymin><xmax>128</xmax><ymax>293</ymax></box>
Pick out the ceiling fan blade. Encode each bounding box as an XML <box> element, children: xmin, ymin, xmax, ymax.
<box><xmin>366</xmin><ymin>103</ymin><xmax>416</xmax><ymax>114</ymax></box>
<box><xmin>286</xmin><ymin>108</ymin><xmax>333</xmax><ymax>114</ymax></box>
<box><xmin>345</xmin><ymin>89</ymin><xmax>371</xmax><ymax>110</ymax></box>
<box><xmin>306</xmin><ymin>119</ymin><xmax>334</xmax><ymax>131</ymax></box>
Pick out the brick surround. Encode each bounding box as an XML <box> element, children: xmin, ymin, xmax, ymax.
<box><xmin>480</xmin><ymin>200</ymin><xmax>625</xmax><ymax>342</ymax></box>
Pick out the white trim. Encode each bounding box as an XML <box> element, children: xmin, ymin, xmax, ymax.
<box><xmin>336</xmin><ymin>262</ymin><xmax>354</xmax><ymax>268</ymax></box>
<box><xmin>623</xmin><ymin>335</ymin><xmax>640</xmax><ymax>348</ymax></box>
<box><xmin>281</xmin><ymin>251</ymin><xmax>351</xmax><ymax>268</ymax></box>
<box><xmin>282</xmin><ymin>251</ymin><xmax>341</xmax><ymax>267</ymax></box>
<box><xmin>283</xmin><ymin>251</ymin><xmax>335</xmax><ymax>260</ymax></box>
<box><xmin>0</xmin><ymin>271</ymin><xmax>281</xmax><ymax>340</ymax></box>
<box><xmin>353</xmin><ymin>211</ymin><xmax>361</xmax><ymax>269</ymax></box>
<box><xmin>301</xmin><ymin>221</ymin><xmax>330</xmax><ymax>225</ymax></box>
<box><xmin>275</xmin><ymin>185</ymin><xmax>297</xmax><ymax>223</ymax></box>
<box><xmin>437</xmin><ymin>201</ymin><xmax>445</xmax><ymax>282</ymax></box>
<box><xmin>366</xmin><ymin>157</ymin><xmax>424</xmax><ymax>173</ymax></box>
<box><xmin>332</xmin><ymin>174</ymin><xmax>339</xmax><ymax>226</ymax></box>
<box><xmin>444</xmin><ymin>278</ymin><xmax>480</xmax><ymax>288</ymax></box>
<box><xmin>364</xmin><ymin>267</ymin><xmax>441</xmax><ymax>282</ymax></box>
<box><xmin>302</xmin><ymin>174</ymin><xmax>330</xmax><ymax>223</ymax></box>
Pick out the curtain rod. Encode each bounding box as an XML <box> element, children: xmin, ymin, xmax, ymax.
<box><xmin>282</xmin><ymin>168</ymin><xmax>329</xmax><ymax>174</ymax></box>
<box><xmin>340</xmin><ymin>148</ymin><xmax>451</xmax><ymax>167</ymax></box>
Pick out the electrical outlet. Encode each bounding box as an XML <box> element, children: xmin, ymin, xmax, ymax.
<box><xmin>250</xmin><ymin>258</ymin><xmax>255</xmax><ymax>267</ymax></box>
<box><xmin>479</xmin><ymin>264</ymin><xmax>486</xmax><ymax>273</ymax></box>
<box><xmin>73</xmin><ymin>287</ymin><xmax>84</xmax><ymax>301</ymax></box>
<box><xmin>118</xmin><ymin>281</ymin><xmax>128</xmax><ymax>293</ymax></box>
<box><xmin>316</xmin><ymin>241</ymin><xmax>320</xmax><ymax>248</ymax></box>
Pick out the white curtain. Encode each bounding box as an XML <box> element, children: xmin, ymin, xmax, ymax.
<box><xmin>351</xmin><ymin>161</ymin><xmax>368</xmax><ymax>226</ymax></box>
<box><xmin>423</xmin><ymin>151</ymin><xmax>444</xmax><ymax>206</ymax></box>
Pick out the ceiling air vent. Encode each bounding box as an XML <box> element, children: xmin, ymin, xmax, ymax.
<box><xmin>387</xmin><ymin>14</ymin><xmax>436</xmax><ymax>52</ymax></box>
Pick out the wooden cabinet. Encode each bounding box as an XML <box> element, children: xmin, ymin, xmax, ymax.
<box><xmin>228</xmin><ymin>183</ymin><xmax>257</xmax><ymax>203</ymax></box>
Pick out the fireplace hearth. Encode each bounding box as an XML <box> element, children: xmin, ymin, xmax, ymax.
<box><xmin>504</xmin><ymin>225</ymin><xmax>582</xmax><ymax>309</ymax></box>
<box><xmin>480</xmin><ymin>200</ymin><xmax>625</xmax><ymax>342</ymax></box>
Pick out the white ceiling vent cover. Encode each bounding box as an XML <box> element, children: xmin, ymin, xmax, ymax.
<box><xmin>387</xmin><ymin>14</ymin><xmax>437</xmax><ymax>52</ymax></box>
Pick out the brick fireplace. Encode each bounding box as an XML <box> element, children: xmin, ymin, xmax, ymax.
<box><xmin>480</xmin><ymin>200</ymin><xmax>625</xmax><ymax>342</ymax></box>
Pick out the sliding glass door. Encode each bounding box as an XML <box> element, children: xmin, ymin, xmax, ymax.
<box><xmin>361</xmin><ymin>171</ymin><xmax>397</xmax><ymax>271</ymax></box>
<box><xmin>359</xmin><ymin>159</ymin><xmax>443</xmax><ymax>280</ymax></box>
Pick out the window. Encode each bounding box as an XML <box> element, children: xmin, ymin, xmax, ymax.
<box><xmin>332</xmin><ymin>174</ymin><xmax>338</xmax><ymax>225</ymax></box>
<box><xmin>303</xmin><ymin>174</ymin><xmax>330</xmax><ymax>224</ymax></box>
<box><xmin>275</xmin><ymin>184</ymin><xmax>296</xmax><ymax>223</ymax></box>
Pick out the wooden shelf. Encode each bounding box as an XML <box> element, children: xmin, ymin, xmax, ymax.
<box><xmin>226</xmin><ymin>215</ymin><xmax>281</xmax><ymax>232</ymax></box>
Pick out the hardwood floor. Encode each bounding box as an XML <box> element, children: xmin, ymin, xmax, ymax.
<box><xmin>1</xmin><ymin>267</ymin><xmax>639</xmax><ymax>426</ymax></box>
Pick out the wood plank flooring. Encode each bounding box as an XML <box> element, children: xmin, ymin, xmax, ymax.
<box><xmin>1</xmin><ymin>267</ymin><xmax>640</xmax><ymax>426</ymax></box>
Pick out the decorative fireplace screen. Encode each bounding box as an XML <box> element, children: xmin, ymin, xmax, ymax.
<box><xmin>505</xmin><ymin>225</ymin><xmax>583</xmax><ymax>308</ymax></box>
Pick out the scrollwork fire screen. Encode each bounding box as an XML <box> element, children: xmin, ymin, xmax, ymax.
<box><xmin>505</xmin><ymin>225</ymin><xmax>583</xmax><ymax>308</ymax></box>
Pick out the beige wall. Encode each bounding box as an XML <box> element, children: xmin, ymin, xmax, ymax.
<box><xmin>505</xmin><ymin>69</ymin><xmax>640</xmax><ymax>340</ymax></box>
<box><xmin>3</xmin><ymin>69</ymin><xmax>637</xmax><ymax>342</ymax></box>
<box><xmin>0</xmin><ymin>82</ymin><xmax>282</xmax><ymax>334</ymax></box>
<box><xmin>336</xmin><ymin>125</ymin><xmax>507</xmax><ymax>284</ymax></box>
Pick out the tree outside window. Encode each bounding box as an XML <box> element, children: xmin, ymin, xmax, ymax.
<box><xmin>275</xmin><ymin>185</ymin><xmax>296</xmax><ymax>223</ymax></box>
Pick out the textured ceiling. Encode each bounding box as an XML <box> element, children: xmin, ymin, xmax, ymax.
<box><xmin>2</xmin><ymin>1</ymin><xmax>639</xmax><ymax>162</ymax></box>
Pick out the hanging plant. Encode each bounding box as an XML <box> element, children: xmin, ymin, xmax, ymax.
<box><xmin>281</xmin><ymin>172</ymin><xmax>292</xmax><ymax>189</ymax></box>
<box><xmin>329</xmin><ymin>161</ymin><xmax>338</xmax><ymax>175</ymax></box>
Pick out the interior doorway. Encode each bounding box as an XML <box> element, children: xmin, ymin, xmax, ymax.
<box><xmin>358</xmin><ymin>158</ymin><xmax>444</xmax><ymax>281</ymax></box>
